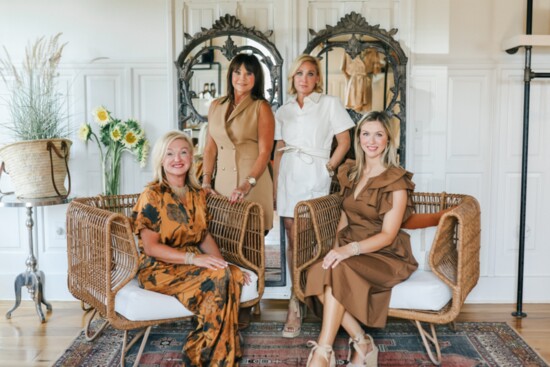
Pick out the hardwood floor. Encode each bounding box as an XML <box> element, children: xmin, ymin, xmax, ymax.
<box><xmin>0</xmin><ymin>300</ymin><xmax>548</xmax><ymax>366</ymax></box>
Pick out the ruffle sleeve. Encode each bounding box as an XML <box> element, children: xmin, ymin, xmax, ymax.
<box><xmin>337</xmin><ymin>159</ymin><xmax>356</xmax><ymax>195</ymax></box>
<box><xmin>375</xmin><ymin>167</ymin><xmax>415</xmax><ymax>220</ymax></box>
<box><xmin>131</xmin><ymin>185</ymin><xmax>162</xmax><ymax>237</ymax></box>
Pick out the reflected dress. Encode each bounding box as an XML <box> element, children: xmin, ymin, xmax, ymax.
<box><xmin>132</xmin><ymin>183</ymin><xmax>244</xmax><ymax>366</ymax></box>
<box><xmin>304</xmin><ymin>161</ymin><xmax>418</xmax><ymax>328</ymax></box>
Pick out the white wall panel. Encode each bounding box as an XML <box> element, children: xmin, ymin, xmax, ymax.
<box><xmin>490</xmin><ymin>63</ymin><xmax>550</xmax><ymax>304</ymax></box>
<box><xmin>184</xmin><ymin>5</ymin><xmax>218</xmax><ymax>35</ymax></box>
<box><xmin>238</xmin><ymin>3</ymin><xmax>274</xmax><ymax>33</ymax></box>
<box><xmin>308</xmin><ymin>3</ymin><xmax>342</xmax><ymax>33</ymax></box>
<box><xmin>130</xmin><ymin>68</ymin><xmax>170</xmax><ymax>194</ymax></box>
<box><xmin>409</xmin><ymin>66</ymin><xmax>448</xmax><ymax>191</ymax></box>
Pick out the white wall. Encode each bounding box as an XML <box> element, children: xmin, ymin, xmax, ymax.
<box><xmin>0</xmin><ymin>0</ymin><xmax>549</xmax><ymax>304</ymax></box>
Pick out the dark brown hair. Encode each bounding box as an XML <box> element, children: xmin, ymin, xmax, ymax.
<box><xmin>222</xmin><ymin>53</ymin><xmax>265</xmax><ymax>103</ymax></box>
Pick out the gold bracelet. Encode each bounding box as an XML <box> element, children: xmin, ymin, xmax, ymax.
<box><xmin>202</xmin><ymin>172</ymin><xmax>212</xmax><ymax>177</ymax></box>
<box><xmin>201</xmin><ymin>183</ymin><xmax>212</xmax><ymax>189</ymax></box>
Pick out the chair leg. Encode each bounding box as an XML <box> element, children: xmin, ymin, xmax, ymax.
<box><xmin>80</xmin><ymin>300</ymin><xmax>93</xmax><ymax>312</ymax></box>
<box><xmin>413</xmin><ymin>320</ymin><xmax>442</xmax><ymax>365</ymax></box>
<box><xmin>120</xmin><ymin>326</ymin><xmax>151</xmax><ymax>367</ymax></box>
<box><xmin>253</xmin><ymin>303</ymin><xmax>261</xmax><ymax>316</ymax></box>
<box><xmin>84</xmin><ymin>308</ymin><xmax>109</xmax><ymax>342</ymax></box>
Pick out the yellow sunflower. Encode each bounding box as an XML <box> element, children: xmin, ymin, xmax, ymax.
<box><xmin>92</xmin><ymin>106</ymin><xmax>111</xmax><ymax>126</ymax></box>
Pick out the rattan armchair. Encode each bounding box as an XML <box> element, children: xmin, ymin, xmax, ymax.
<box><xmin>66</xmin><ymin>193</ymin><xmax>265</xmax><ymax>367</ymax></box>
<box><xmin>292</xmin><ymin>192</ymin><xmax>481</xmax><ymax>365</ymax></box>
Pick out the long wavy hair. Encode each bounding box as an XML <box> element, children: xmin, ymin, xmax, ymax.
<box><xmin>287</xmin><ymin>54</ymin><xmax>324</xmax><ymax>95</ymax></box>
<box><xmin>221</xmin><ymin>53</ymin><xmax>265</xmax><ymax>104</ymax></box>
<box><xmin>151</xmin><ymin>130</ymin><xmax>200</xmax><ymax>190</ymax></box>
<box><xmin>348</xmin><ymin>111</ymin><xmax>399</xmax><ymax>183</ymax></box>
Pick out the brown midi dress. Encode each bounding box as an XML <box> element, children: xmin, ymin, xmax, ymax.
<box><xmin>131</xmin><ymin>183</ymin><xmax>243</xmax><ymax>367</ymax></box>
<box><xmin>304</xmin><ymin>161</ymin><xmax>418</xmax><ymax>328</ymax></box>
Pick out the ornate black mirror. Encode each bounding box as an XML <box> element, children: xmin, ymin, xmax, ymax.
<box><xmin>303</xmin><ymin>12</ymin><xmax>408</xmax><ymax>166</ymax></box>
<box><xmin>176</xmin><ymin>14</ymin><xmax>283</xmax><ymax>129</ymax></box>
<box><xmin>175</xmin><ymin>15</ymin><xmax>286</xmax><ymax>287</ymax></box>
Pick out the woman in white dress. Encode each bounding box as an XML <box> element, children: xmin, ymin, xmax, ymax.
<box><xmin>273</xmin><ymin>54</ymin><xmax>354</xmax><ymax>338</ymax></box>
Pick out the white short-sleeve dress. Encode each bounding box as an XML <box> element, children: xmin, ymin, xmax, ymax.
<box><xmin>275</xmin><ymin>92</ymin><xmax>355</xmax><ymax>217</ymax></box>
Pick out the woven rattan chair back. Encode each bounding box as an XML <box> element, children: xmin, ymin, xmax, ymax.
<box><xmin>292</xmin><ymin>192</ymin><xmax>481</xmax><ymax>365</ymax></box>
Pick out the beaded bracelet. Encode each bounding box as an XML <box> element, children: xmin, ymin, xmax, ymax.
<box><xmin>350</xmin><ymin>242</ymin><xmax>360</xmax><ymax>256</ymax></box>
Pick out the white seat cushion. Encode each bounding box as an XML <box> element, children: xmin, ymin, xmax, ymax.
<box><xmin>389</xmin><ymin>269</ymin><xmax>452</xmax><ymax>310</ymax></box>
<box><xmin>115</xmin><ymin>266</ymin><xmax>259</xmax><ymax>321</ymax></box>
<box><xmin>402</xmin><ymin>227</ymin><xmax>437</xmax><ymax>271</ymax></box>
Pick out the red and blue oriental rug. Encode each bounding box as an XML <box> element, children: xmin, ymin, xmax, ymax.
<box><xmin>54</xmin><ymin>320</ymin><xmax>548</xmax><ymax>366</ymax></box>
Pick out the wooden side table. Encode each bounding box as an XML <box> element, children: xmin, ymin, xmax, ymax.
<box><xmin>0</xmin><ymin>194</ymin><xmax>68</xmax><ymax>323</ymax></box>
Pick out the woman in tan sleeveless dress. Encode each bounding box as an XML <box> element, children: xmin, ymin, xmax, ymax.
<box><xmin>202</xmin><ymin>54</ymin><xmax>275</xmax><ymax>230</ymax></box>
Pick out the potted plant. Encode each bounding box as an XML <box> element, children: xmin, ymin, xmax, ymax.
<box><xmin>0</xmin><ymin>33</ymin><xmax>72</xmax><ymax>198</ymax></box>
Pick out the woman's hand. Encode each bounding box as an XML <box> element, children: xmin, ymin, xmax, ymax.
<box><xmin>322</xmin><ymin>244</ymin><xmax>356</xmax><ymax>269</ymax></box>
<box><xmin>242</xmin><ymin>271</ymin><xmax>252</xmax><ymax>285</ymax></box>
<box><xmin>229</xmin><ymin>181</ymin><xmax>251</xmax><ymax>203</ymax></box>
<box><xmin>202</xmin><ymin>185</ymin><xmax>219</xmax><ymax>196</ymax></box>
<box><xmin>193</xmin><ymin>254</ymin><xmax>228</xmax><ymax>270</ymax></box>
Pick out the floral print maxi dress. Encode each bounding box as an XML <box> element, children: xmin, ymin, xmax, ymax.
<box><xmin>131</xmin><ymin>183</ymin><xmax>244</xmax><ymax>367</ymax></box>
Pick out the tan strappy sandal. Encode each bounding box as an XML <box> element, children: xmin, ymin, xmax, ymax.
<box><xmin>306</xmin><ymin>341</ymin><xmax>336</xmax><ymax>367</ymax></box>
<box><xmin>282</xmin><ymin>294</ymin><xmax>302</xmax><ymax>338</ymax></box>
<box><xmin>347</xmin><ymin>333</ymin><xmax>378</xmax><ymax>367</ymax></box>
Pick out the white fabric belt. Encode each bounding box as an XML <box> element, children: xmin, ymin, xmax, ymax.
<box><xmin>278</xmin><ymin>145</ymin><xmax>330</xmax><ymax>164</ymax></box>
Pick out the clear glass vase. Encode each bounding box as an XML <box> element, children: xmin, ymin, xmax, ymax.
<box><xmin>102</xmin><ymin>148</ymin><xmax>122</xmax><ymax>196</ymax></box>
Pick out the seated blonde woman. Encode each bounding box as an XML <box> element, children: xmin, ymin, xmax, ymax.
<box><xmin>131</xmin><ymin>130</ymin><xmax>250</xmax><ymax>366</ymax></box>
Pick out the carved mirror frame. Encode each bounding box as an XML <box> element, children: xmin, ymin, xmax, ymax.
<box><xmin>175</xmin><ymin>15</ymin><xmax>286</xmax><ymax>287</ymax></box>
<box><xmin>303</xmin><ymin>12</ymin><xmax>408</xmax><ymax>166</ymax></box>
<box><xmin>175</xmin><ymin>14</ymin><xmax>284</xmax><ymax>129</ymax></box>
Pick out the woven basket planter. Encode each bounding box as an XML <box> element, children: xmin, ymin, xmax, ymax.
<box><xmin>0</xmin><ymin>138</ymin><xmax>72</xmax><ymax>199</ymax></box>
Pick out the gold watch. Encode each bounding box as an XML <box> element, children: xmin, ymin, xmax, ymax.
<box><xmin>246</xmin><ymin>176</ymin><xmax>257</xmax><ymax>187</ymax></box>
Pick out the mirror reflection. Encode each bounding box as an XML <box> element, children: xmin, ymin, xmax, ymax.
<box><xmin>176</xmin><ymin>20</ymin><xmax>283</xmax><ymax>129</ymax></box>
<box><xmin>303</xmin><ymin>12</ymin><xmax>407</xmax><ymax>166</ymax></box>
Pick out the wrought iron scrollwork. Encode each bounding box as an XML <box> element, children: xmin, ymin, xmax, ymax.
<box><xmin>176</xmin><ymin>14</ymin><xmax>283</xmax><ymax>128</ymax></box>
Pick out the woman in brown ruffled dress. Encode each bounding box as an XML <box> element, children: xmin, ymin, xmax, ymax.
<box><xmin>132</xmin><ymin>131</ymin><xmax>248</xmax><ymax>367</ymax></box>
<box><xmin>303</xmin><ymin>111</ymin><xmax>418</xmax><ymax>367</ymax></box>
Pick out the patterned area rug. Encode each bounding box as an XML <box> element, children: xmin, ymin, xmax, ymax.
<box><xmin>54</xmin><ymin>320</ymin><xmax>548</xmax><ymax>366</ymax></box>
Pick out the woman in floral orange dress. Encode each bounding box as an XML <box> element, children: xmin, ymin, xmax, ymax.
<box><xmin>132</xmin><ymin>130</ymin><xmax>248</xmax><ymax>366</ymax></box>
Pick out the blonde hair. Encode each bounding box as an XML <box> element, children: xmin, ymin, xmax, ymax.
<box><xmin>287</xmin><ymin>54</ymin><xmax>324</xmax><ymax>95</ymax></box>
<box><xmin>349</xmin><ymin>111</ymin><xmax>399</xmax><ymax>183</ymax></box>
<box><xmin>151</xmin><ymin>130</ymin><xmax>200</xmax><ymax>190</ymax></box>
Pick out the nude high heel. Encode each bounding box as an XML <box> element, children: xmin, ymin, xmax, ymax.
<box><xmin>306</xmin><ymin>341</ymin><xmax>336</xmax><ymax>367</ymax></box>
<box><xmin>282</xmin><ymin>294</ymin><xmax>303</xmax><ymax>338</ymax></box>
<box><xmin>347</xmin><ymin>333</ymin><xmax>378</xmax><ymax>367</ymax></box>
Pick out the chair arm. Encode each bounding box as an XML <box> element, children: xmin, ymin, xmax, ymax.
<box><xmin>66</xmin><ymin>201</ymin><xmax>138</xmax><ymax>319</ymax></box>
<box><xmin>206</xmin><ymin>194</ymin><xmax>265</xmax><ymax>300</ymax></box>
<box><xmin>293</xmin><ymin>194</ymin><xmax>342</xmax><ymax>302</ymax></box>
<box><xmin>428</xmin><ymin>195</ymin><xmax>481</xmax><ymax>321</ymax></box>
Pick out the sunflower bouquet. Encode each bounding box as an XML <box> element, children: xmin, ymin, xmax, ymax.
<box><xmin>78</xmin><ymin>106</ymin><xmax>149</xmax><ymax>195</ymax></box>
